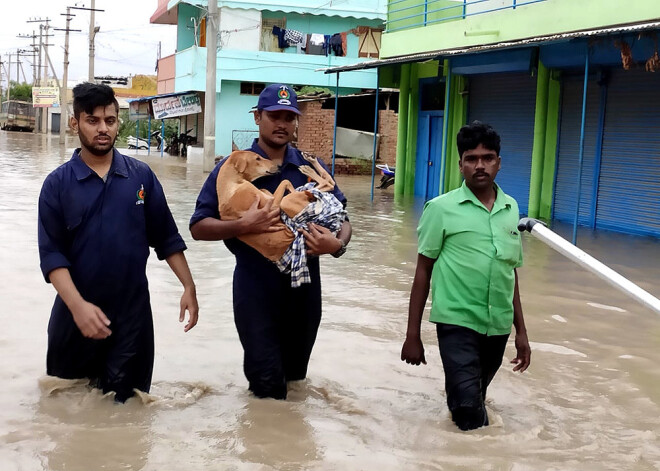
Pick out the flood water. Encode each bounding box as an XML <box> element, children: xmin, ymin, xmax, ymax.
<box><xmin>1</xmin><ymin>130</ymin><xmax>660</xmax><ymax>470</ymax></box>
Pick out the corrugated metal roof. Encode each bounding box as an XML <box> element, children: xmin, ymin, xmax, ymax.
<box><xmin>322</xmin><ymin>19</ymin><xmax>660</xmax><ymax>74</ymax></box>
<box><xmin>126</xmin><ymin>90</ymin><xmax>199</xmax><ymax>103</ymax></box>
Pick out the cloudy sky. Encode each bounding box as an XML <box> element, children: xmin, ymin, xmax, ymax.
<box><xmin>0</xmin><ymin>1</ymin><xmax>177</xmax><ymax>85</ymax></box>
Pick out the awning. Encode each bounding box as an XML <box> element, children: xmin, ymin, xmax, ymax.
<box><xmin>164</xmin><ymin>0</ymin><xmax>385</xmax><ymax>20</ymax></box>
<box><xmin>150</xmin><ymin>1</ymin><xmax>178</xmax><ymax>25</ymax></box>
<box><xmin>322</xmin><ymin>19</ymin><xmax>660</xmax><ymax>74</ymax></box>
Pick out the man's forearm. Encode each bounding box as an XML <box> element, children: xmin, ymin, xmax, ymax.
<box><xmin>190</xmin><ymin>217</ymin><xmax>249</xmax><ymax>241</ymax></box>
<box><xmin>406</xmin><ymin>255</ymin><xmax>435</xmax><ymax>338</ymax></box>
<box><xmin>512</xmin><ymin>269</ymin><xmax>527</xmax><ymax>334</ymax></box>
<box><xmin>165</xmin><ymin>252</ymin><xmax>196</xmax><ymax>289</ymax></box>
<box><xmin>48</xmin><ymin>267</ymin><xmax>85</xmax><ymax>311</ymax></box>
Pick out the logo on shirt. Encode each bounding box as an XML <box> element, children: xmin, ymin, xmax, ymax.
<box><xmin>277</xmin><ymin>86</ymin><xmax>291</xmax><ymax>105</ymax></box>
<box><xmin>136</xmin><ymin>184</ymin><xmax>145</xmax><ymax>205</ymax></box>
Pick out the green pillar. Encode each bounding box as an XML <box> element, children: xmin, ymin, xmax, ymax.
<box><xmin>444</xmin><ymin>74</ymin><xmax>468</xmax><ymax>192</ymax></box>
<box><xmin>394</xmin><ymin>64</ymin><xmax>411</xmax><ymax>198</ymax></box>
<box><xmin>528</xmin><ymin>60</ymin><xmax>550</xmax><ymax>218</ymax></box>
<box><xmin>539</xmin><ymin>71</ymin><xmax>561</xmax><ymax>220</ymax></box>
<box><xmin>404</xmin><ymin>64</ymin><xmax>419</xmax><ymax>196</ymax></box>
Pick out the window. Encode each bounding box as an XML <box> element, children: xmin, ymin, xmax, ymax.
<box><xmin>358</xmin><ymin>27</ymin><xmax>382</xmax><ymax>58</ymax></box>
<box><xmin>240</xmin><ymin>82</ymin><xmax>266</xmax><ymax>95</ymax></box>
<box><xmin>260</xmin><ymin>17</ymin><xmax>285</xmax><ymax>52</ymax></box>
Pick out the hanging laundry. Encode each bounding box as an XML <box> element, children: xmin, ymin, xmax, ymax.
<box><xmin>284</xmin><ymin>29</ymin><xmax>304</xmax><ymax>47</ymax></box>
<box><xmin>272</xmin><ymin>25</ymin><xmax>287</xmax><ymax>49</ymax></box>
<box><xmin>340</xmin><ymin>32</ymin><xmax>348</xmax><ymax>57</ymax></box>
<box><xmin>309</xmin><ymin>33</ymin><xmax>325</xmax><ymax>46</ymax></box>
<box><xmin>306</xmin><ymin>34</ymin><xmax>325</xmax><ymax>55</ymax></box>
<box><xmin>297</xmin><ymin>34</ymin><xmax>308</xmax><ymax>54</ymax></box>
<box><xmin>329</xmin><ymin>33</ymin><xmax>344</xmax><ymax>56</ymax></box>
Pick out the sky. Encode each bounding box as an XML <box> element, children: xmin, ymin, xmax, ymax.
<box><xmin>0</xmin><ymin>1</ymin><xmax>177</xmax><ymax>86</ymax></box>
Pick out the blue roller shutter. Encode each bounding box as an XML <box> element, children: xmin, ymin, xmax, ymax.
<box><xmin>596</xmin><ymin>69</ymin><xmax>660</xmax><ymax>237</ymax></box>
<box><xmin>467</xmin><ymin>73</ymin><xmax>537</xmax><ymax>215</ymax></box>
<box><xmin>552</xmin><ymin>77</ymin><xmax>601</xmax><ymax>225</ymax></box>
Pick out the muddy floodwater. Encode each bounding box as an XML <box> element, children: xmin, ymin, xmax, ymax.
<box><xmin>1</xmin><ymin>131</ymin><xmax>660</xmax><ymax>470</ymax></box>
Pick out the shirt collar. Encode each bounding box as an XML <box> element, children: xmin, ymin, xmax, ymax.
<box><xmin>249</xmin><ymin>139</ymin><xmax>304</xmax><ymax>168</ymax></box>
<box><xmin>457</xmin><ymin>180</ymin><xmax>510</xmax><ymax>213</ymax></box>
<box><xmin>70</xmin><ymin>148</ymin><xmax>128</xmax><ymax>181</ymax></box>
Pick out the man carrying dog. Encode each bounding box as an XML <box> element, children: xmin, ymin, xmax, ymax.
<box><xmin>38</xmin><ymin>82</ymin><xmax>199</xmax><ymax>402</ymax></box>
<box><xmin>401</xmin><ymin>121</ymin><xmax>531</xmax><ymax>430</ymax></box>
<box><xmin>190</xmin><ymin>84</ymin><xmax>351</xmax><ymax>400</ymax></box>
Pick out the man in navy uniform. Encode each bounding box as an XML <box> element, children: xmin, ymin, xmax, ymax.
<box><xmin>190</xmin><ymin>83</ymin><xmax>351</xmax><ymax>399</ymax></box>
<box><xmin>38</xmin><ymin>82</ymin><xmax>199</xmax><ymax>402</ymax></box>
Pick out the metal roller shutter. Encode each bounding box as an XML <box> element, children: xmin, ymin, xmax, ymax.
<box><xmin>467</xmin><ymin>73</ymin><xmax>537</xmax><ymax>215</ymax></box>
<box><xmin>552</xmin><ymin>77</ymin><xmax>601</xmax><ymax>225</ymax></box>
<box><xmin>597</xmin><ymin>69</ymin><xmax>660</xmax><ymax>237</ymax></box>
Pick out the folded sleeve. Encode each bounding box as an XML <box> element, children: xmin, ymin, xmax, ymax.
<box><xmin>145</xmin><ymin>169</ymin><xmax>187</xmax><ymax>260</ymax></box>
<box><xmin>189</xmin><ymin>161</ymin><xmax>223</xmax><ymax>228</ymax></box>
<box><xmin>416</xmin><ymin>200</ymin><xmax>445</xmax><ymax>260</ymax></box>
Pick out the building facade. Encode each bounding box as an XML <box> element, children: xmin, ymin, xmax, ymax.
<box><xmin>330</xmin><ymin>0</ymin><xmax>660</xmax><ymax>237</ymax></box>
<box><xmin>150</xmin><ymin>0</ymin><xmax>387</xmax><ymax>159</ymax></box>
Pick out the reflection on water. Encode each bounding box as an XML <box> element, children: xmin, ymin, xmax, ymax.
<box><xmin>1</xmin><ymin>131</ymin><xmax>660</xmax><ymax>470</ymax></box>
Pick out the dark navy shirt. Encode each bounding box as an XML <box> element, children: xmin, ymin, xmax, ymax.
<box><xmin>38</xmin><ymin>149</ymin><xmax>186</xmax><ymax>320</ymax></box>
<box><xmin>190</xmin><ymin>140</ymin><xmax>346</xmax><ymax>266</ymax></box>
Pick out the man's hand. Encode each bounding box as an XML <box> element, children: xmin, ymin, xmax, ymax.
<box><xmin>300</xmin><ymin>223</ymin><xmax>342</xmax><ymax>255</ymax></box>
<box><xmin>240</xmin><ymin>197</ymin><xmax>281</xmax><ymax>234</ymax></box>
<box><xmin>511</xmin><ymin>330</ymin><xmax>531</xmax><ymax>372</ymax></box>
<box><xmin>179</xmin><ymin>285</ymin><xmax>199</xmax><ymax>332</ymax></box>
<box><xmin>70</xmin><ymin>300</ymin><xmax>112</xmax><ymax>339</ymax></box>
<box><xmin>401</xmin><ymin>335</ymin><xmax>427</xmax><ymax>366</ymax></box>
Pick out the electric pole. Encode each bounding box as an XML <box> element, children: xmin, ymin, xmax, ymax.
<box><xmin>55</xmin><ymin>8</ymin><xmax>80</xmax><ymax>144</ymax></box>
<box><xmin>70</xmin><ymin>4</ymin><xmax>104</xmax><ymax>82</ymax></box>
<box><xmin>28</xmin><ymin>17</ymin><xmax>53</xmax><ymax>133</ymax></box>
<box><xmin>203</xmin><ymin>0</ymin><xmax>218</xmax><ymax>173</ymax></box>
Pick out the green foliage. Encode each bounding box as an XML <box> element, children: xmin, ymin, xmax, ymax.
<box><xmin>116</xmin><ymin>109</ymin><xmax>179</xmax><ymax>146</ymax></box>
<box><xmin>7</xmin><ymin>81</ymin><xmax>33</xmax><ymax>102</ymax></box>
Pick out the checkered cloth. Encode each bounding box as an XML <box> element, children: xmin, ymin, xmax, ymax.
<box><xmin>275</xmin><ymin>182</ymin><xmax>347</xmax><ymax>287</ymax></box>
<box><xmin>284</xmin><ymin>29</ymin><xmax>304</xmax><ymax>46</ymax></box>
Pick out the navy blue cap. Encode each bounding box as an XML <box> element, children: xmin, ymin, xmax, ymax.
<box><xmin>256</xmin><ymin>83</ymin><xmax>301</xmax><ymax>115</ymax></box>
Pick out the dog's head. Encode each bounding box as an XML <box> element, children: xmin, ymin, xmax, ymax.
<box><xmin>227</xmin><ymin>150</ymin><xmax>278</xmax><ymax>182</ymax></box>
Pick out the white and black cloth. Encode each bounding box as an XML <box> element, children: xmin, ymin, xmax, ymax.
<box><xmin>275</xmin><ymin>182</ymin><xmax>347</xmax><ymax>287</ymax></box>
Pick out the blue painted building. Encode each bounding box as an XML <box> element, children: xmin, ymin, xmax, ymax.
<box><xmin>150</xmin><ymin>0</ymin><xmax>386</xmax><ymax>157</ymax></box>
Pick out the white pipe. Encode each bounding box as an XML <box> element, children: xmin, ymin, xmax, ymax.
<box><xmin>518</xmin><ymin>218</ymin><xmax>660</xmax><ymax>316</ymax></box>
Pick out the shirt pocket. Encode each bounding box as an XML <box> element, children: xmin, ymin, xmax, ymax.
<box><xmin>64</xmin><ymin>214</ymin><xmax>83</xmax><ymax>232</ymax></box>
<box><xmin>495</xmin><ymin>226</ymin><xmax>521</xmax><ymax>265</ymax></box>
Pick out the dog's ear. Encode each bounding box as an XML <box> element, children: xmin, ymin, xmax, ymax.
<box><xmin>234</xmin><ymin>152</ymin><xmax>248</xmax><ymax>173</ymax></box>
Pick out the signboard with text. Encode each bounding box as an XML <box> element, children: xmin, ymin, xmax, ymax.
<box><xmin>129</xmin><ymin>101</ymin><xmax>151</xmax><ymax>120</ymax></box>
<box><xmin>32</xmin><ymin>87</ymin><xmax>60</xmax><ymax>108</ymax></box>
<box><xmin>152</xmin><ymin>93</ymin><xmax>201</xmax><ymax>119</ymax></box>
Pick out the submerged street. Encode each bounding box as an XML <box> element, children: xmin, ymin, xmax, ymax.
<box><xmin>1</xmin><ymin>130</ymin><xmax>660</xmax><ymax>470</ymax></box>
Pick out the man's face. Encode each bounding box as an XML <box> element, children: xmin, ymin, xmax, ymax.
<box><xmin>254</xmin><ymin>109</ymin><xmax>297</xmax><ymax>149</ymax></box>
<box><xmin>459</xmin><ymin>143</ymin><xmax>501</xmax><ymax>191</ymax></box>
<box><xmin>71</xmin><ymin>104</ymin><xmax>119</xmax><ymax>157</ymax></box>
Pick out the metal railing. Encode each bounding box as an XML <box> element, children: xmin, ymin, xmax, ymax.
<box><xmin>386</xmin><ymin>0</ymin><xmax>548</xmax><ymax>32</ymax></box>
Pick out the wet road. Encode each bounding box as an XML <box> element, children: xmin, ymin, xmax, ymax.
<box><xmin>1</xmin><ymin>131</ymin><xmax>660</xmax><ymax>470</ymax></box>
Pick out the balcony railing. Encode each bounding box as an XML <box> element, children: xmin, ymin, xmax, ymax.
<box><xmin>386</xmin><ymin>0</ymin><xmax>548</xmax><ymax>32</ymax></box>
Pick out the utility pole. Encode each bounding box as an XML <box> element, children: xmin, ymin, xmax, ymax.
<box><xmin>69</xmin><ymin>4</ymin><xmax>104</xmax><ymax>82</ymax></box>
<box><xmin>55</xmin><ymin>8</ymin><xmax>80</xmax><ymax>145</ymax></box>
<box><xmin>203</xmin><ymin>0</ymin><xmax>218</xmax><ymax>173</ymax></box>
<box><xmin>29</xmin><ymin>17</ymin><xmax>53</xmax><ymax>133</ymax></box>
<box><xmin>5</xmin><ymin>53</ymin><xmax>10</xmax><ymax>103</ymax></box>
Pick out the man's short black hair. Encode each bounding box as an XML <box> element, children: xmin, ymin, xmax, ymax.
<box><xmin>456</xmin><ymin>121</ymin><xmax>501</xmax><ymax>157</ymax></box>
<box><xmin>72</xmin><ymin>82</ymin><xmax>119</xmax><ymax>120</ymax></box>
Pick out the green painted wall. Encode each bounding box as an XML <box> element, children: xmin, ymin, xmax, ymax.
<box><xmin>388</xmin><ymin>0</ymin><xmax>460</xmax><ymax>32</ymax></box>
<box><xmin>383</xmin><ymin>0</ymin><xmax>660</xmax><ymax>58</ymax></box>
<box><xmin>177</xmin><ymin>3</ymin><xmax>204</xmax><ymax>52</ymax></box>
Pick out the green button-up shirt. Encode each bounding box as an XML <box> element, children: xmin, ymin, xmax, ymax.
<box><xmin>417</xmin><ymin>181</ymin><xmax>523</xmax><ymax>335</ymax></box>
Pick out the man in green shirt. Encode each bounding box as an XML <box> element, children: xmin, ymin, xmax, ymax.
<box><xmin>401</xmin><ymin>121</ymin><xmax>531</xmax><ymax>431</ymax></box>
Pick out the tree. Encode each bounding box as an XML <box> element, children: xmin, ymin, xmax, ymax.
<box><xmin>6</xmin><ymin>81</ymin><xmax>33</xmax><ymax>102</ymax></box>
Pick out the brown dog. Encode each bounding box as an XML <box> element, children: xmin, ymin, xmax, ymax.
<box><xmin>216</xmin><ymin>150</ymin><xmax>336</xmax><ymax>261</ymax></box>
